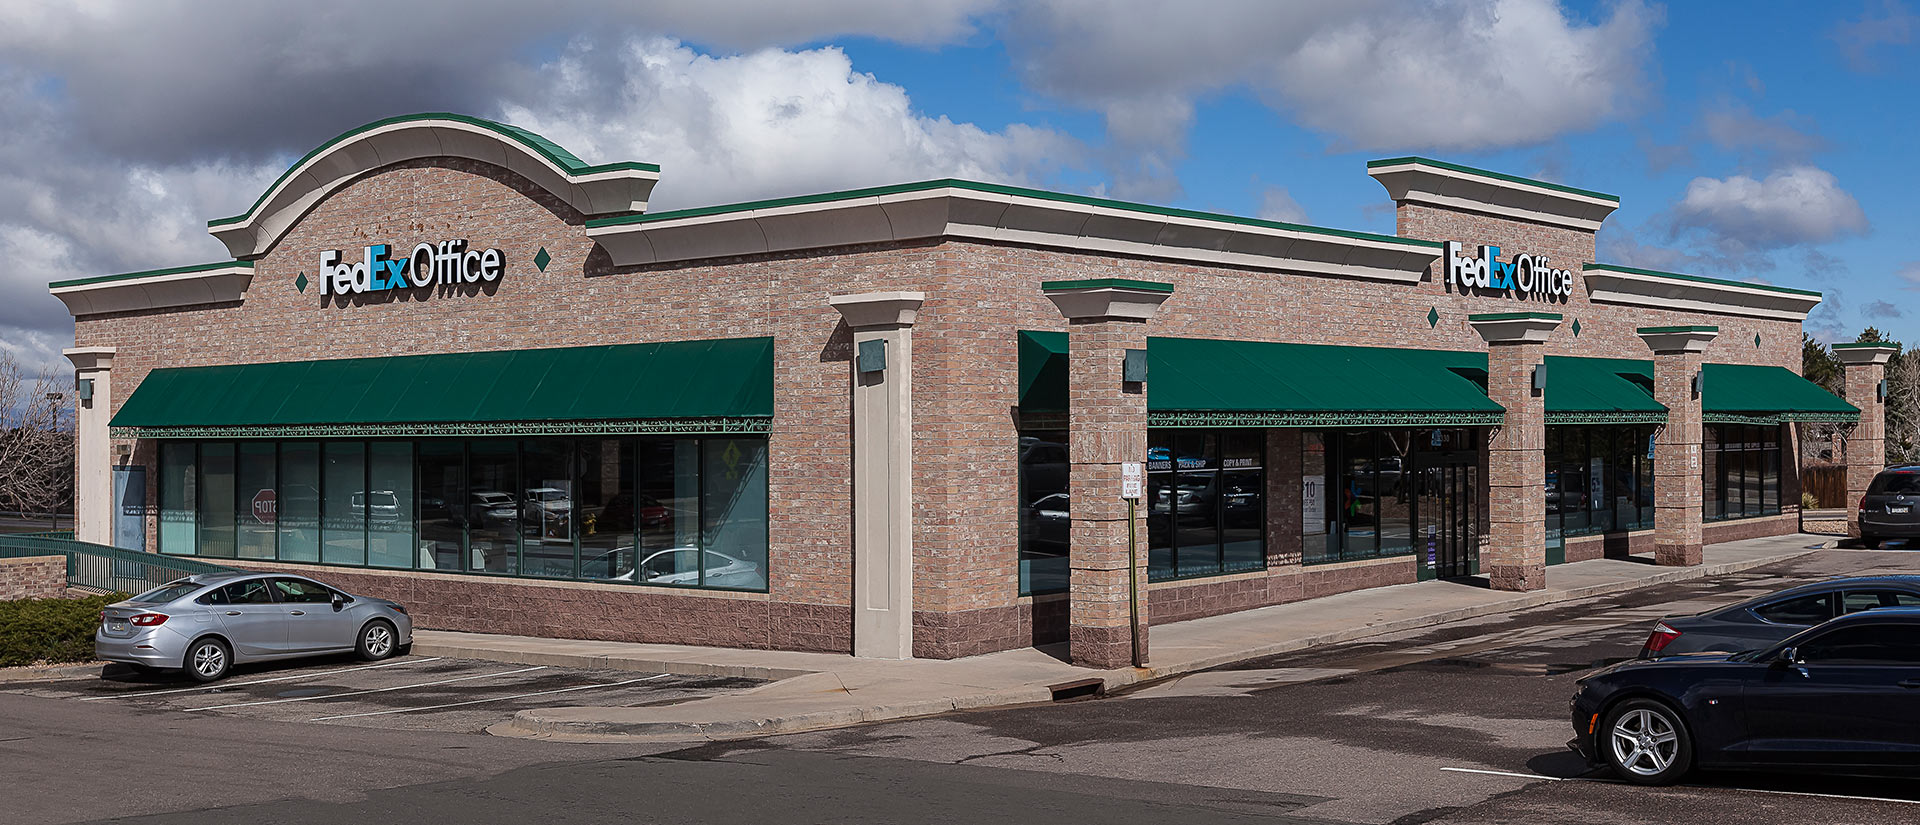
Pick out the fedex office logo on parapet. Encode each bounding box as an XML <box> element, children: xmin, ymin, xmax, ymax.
<box><xmin>1443</xmin><ymin>240</ymin><xmax>1573</xmax><ymax>300</ymax></box>
<box><xmin>319</xmin><ymin>239</ymin><xmax>504</xmax><ymax>297</ymax></box>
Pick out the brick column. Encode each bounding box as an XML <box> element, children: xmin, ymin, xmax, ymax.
<box><xmin>63</xmin><ymin>347</ymin><xmax>116</xmax><ymax>546</ymax></box>
<box><xmin>1469</xmin><ymin>313</ymin><xmax>1560</xmax><ymax>591</ymax></box>
<box><xmin>1834</xmin><ymin>343</ymin><xmax>1899</xmax><ymax>539</ymax></box>
<box><xmin>1639</xmin><ymin>326</ymin><xmax>1718</xmax><ymax>567</ymax></box>
<box><xmin>1044</xmin><ymin>278</ymin><xmax>1171</xmax><ymax>669</ymax></box>
<box><xmin>829</xmin><ymin>292</ymin><xmax>925</xmax><ymax>659</ymax></box>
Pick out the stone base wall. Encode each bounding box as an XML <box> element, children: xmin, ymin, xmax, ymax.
<box><xmin>0</xmin><ymin>556</ymin><xmax>68</xmax><ymax>600</ymax></box>
<box><xmin>1563</xmin><ymin>529</ymin><xmax>1657</xmax><ymax>562</ymax></box>
<box><xmin>1702</xmin><ymin>512</ymin><xmax>1801</xmax><ymax>545</ymax></box>
<box><xmin>224</xmin><ymin>560</ymin><xmax>849</xmax><ymax>653</ymax></box>
<box><xmin>1149</xmin><ymin>556</ymin><xmax>1419</xmax><ymax>626</ymax></box>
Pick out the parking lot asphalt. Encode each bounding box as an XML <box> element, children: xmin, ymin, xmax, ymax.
<box><xmin>6</xmin><ymin>654</ymin><xmax>762</xmax><ymax>733</ymax></box>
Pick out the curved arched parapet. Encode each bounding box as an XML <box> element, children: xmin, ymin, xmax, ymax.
<box><xmin>208</xmin><ymin>113</ymin><xmax>659</xmax><ymax>259</ymax></box>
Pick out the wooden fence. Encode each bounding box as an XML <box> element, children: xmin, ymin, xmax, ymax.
<box><xmin>1801</xmin><ymin>465</ymin><xmax>1847</xmax><ymax>508</ymax></box>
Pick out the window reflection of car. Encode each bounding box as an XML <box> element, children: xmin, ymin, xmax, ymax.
<box><xmin>522</xmin><ymin>487</ymin><xmax>572</xmax><ymax>522</ymax></box>
<box><xmin>1022</xmin><ymin>493</ymin><xmax>1070</xmax><ymax>558</ymax></box>
<box><xmin>597</xmin><ymin>493</ymin><xmax>672</xmax><ymax>532</ymax></box>
<box><xmin>350</xmin><ymin>490</ymin><xmax>400</xmax><ymax>522</ymax></box>
<box><xmin>468</xmin><ymin>491</ymin><xmax>517</xmax><ymax>527</ymax></box>
<box><xmin>591</xmin><ymin>546</ymin><xmax>764</xmax><ymax>588</ymax></box>
<box><xmin>1019</xmin><ymin>437</ymin><xmax>1068</xmax><ymax>494</ymax></box>
<box><xmin>1222</xmin><ymin>479</ymin><xmax>1261</xmax><ymax>527</ymax></box>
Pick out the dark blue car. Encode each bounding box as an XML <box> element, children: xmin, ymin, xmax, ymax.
<box><xmin>1571</xmin><ymin>608</ymin><xmax>1920</xmax><ymax>785</ymax></box>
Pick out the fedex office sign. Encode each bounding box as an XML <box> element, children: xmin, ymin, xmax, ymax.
<box><xmin>320</xmin><ymin>240</ymin><xmax>504</xmax><ymax>297</ymax></box>
<box><xmin>1443</xmin><ymin>241</ymin><xmax>1573</xmax><ymax>301</ymax></box>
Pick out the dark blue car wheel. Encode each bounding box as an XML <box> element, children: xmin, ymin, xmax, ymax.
<box><xmin>1603</xmin><ymin>698</ymin><xmax>1693</xmax><ymax>785</ymax></box>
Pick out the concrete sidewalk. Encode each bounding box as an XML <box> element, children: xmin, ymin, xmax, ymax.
<box><xmin>457</xmin><ymin>533</ymin><xmax>1831</xmax><ymax>743</ymax></box>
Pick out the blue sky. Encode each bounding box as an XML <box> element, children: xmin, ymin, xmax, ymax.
<box><xmin>1</xmin><ymin>0</ymin><xmax>1914</xmax><ymax>371</ymax></box>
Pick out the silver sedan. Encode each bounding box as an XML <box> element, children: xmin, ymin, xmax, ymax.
<box><xmin>96</xmin><ymin>572</ymin><xmax>414</xmax><ymax>683</ymax></box>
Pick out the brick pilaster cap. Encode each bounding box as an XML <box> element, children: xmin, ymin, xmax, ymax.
<box><xmin>1834</xmin><ymin>342</ymin><xmax>1900</xmax><ymax>366</ymax></box>
<box><xmin>1637</xmin><ymin>325</ymin><xmax>1718</xmax><ymax>354</ymax></box>
<box><xmin>1468</xmin><ymin>312</ymin><xmax>1561</xmax><ymax>344</ymax></box>
<box><xmin>829</xmin><ymin>291</ymin><xmax>926</xmax><ymax>329</ymax></box>
<box><xmin>63</xmin><ymin>346</ymin><xmax>116</xmax><ymax>371</ymax></box>
<box><xmin>1043</xmin><ymin>279</ymin><xmax>1173</xmax><ymax>322</ymax></box>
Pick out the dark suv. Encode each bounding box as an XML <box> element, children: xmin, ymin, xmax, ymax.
<box><xmin>1859</xmin><ymin>465</ymin><xmax>1920</xmax><ymax>548</ymax></box>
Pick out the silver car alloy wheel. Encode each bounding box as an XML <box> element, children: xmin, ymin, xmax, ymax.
<box><xmin>1610</xmin><ymin>708</ymin><xmax>1679</xmax><ymax>776</ymax></box>
<box><xmin>192</xmin><ymin>642</ymin><xmax>226</xmax><ymax>679</ymax></box>
<box><xmin>363</xmin><ymin>623</ymin><xmax>393</xmax><ymax>657</ymax></box>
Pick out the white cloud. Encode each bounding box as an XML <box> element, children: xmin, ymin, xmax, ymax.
<box><xmin>1003</xmin><ymin>0</ymin><xmax>1658</xmax><ymax>189</ymax></box>
<box><xmin>1898</xmin><ymin>261</ymin><xmax>1920</xmax><ymax>290</ymax></box>
<box><xmin>1671</xmin><ymin>165</ymin><xmax>1869</xmax><ymax>253</ymax></box>
<box><xmin>1832</xmin><ymin>0</ymin><xmax>1916</xmax><ymax>72</ymax></box>
<box><xmin>496</xmin><ymin>39</ymin><xmax>1082</xmax><ymax>210</ymax></box>
<box><xmin>1865</xmin><ymin>299</ymin><xmax>1905</xmax><ymax>319</ymax></box>
<box><xmin>1700</xmin><ymin>104</ymin><xmax>1828</xmax><ymax>164</ymax></box>
<box><xmin>1257</xmin><ymin>187</ymin><xmax>1307</xmax><ymax>224</ymax></box>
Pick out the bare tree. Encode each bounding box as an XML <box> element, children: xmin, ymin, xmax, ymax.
<box><xmin>1887</xmin><ymin>352</ymin><xmax>1920</xmax><ymax>465</ymax></box>
<box><xmin>0</xmin><ymin>350</ymin><xmax>73</xmax><ymax>516</ymax></box>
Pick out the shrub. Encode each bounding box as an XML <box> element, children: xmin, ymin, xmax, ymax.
<box><xmin>0</xmin><ymin>593</ymin><xmax>126</xmax><ymax>667</ymax></box>
<box><xmin>1801</xmin><ymin>492</ymin><xmax>1822</xmax><ymax>511</ymax></box>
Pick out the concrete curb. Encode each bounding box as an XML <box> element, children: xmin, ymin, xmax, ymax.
<box><xmin>0</xmin><ymin>662</ymin><xmax>105</xmax><ymax>685</ymax></box>
<box><xmin>490</xmin><ymin>547</ymin><xmax>1818</xmax><ymax>743</ymax></box>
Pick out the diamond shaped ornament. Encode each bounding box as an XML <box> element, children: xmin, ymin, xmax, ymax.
<box><xmin>295</xmin><ymin>272</ymin><xmax>309</xmax><ymax>293</ymax></box>
<box><xmin>533</xmin><ymin>246</ymin><xmax>552</xmax><ymax>272</ymax></box>
<box><xmin>1571</xmin><ymin>318</ymin><xmax>1582</xmax><ymax>337</ymax></box>
<box><xmin>1426</xmin><ymin>306</ymin><xmax>1439</xmax><ymax>328</ymax></box>
<box><xmin>1755</xmin><ymin>334</ymin><xmax>1762</xmax><ymax>348</ymax></box>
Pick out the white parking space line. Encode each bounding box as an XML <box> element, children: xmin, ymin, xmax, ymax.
<box><xmin>1686</xmin><ymin>784</ymin><xmax>1920</xmax><ymax>806</ymax></box>
<box><xmin>306</xmin><ymin>673</ymin><xmax>670</xmax><ymax>721</ymax></box>
<box><xmin>79</xmin><ymin>658</ymin><xmax>445</xmax><ymax>701</ymax></box>
<box><xmin>1442</xmin><ymin>767</ymin><xmax>1920</xmax><ymax>806</ymax></box>
<box><xmin>185</xmin><ymin>666</ymin><xmax>548</xmax><ymax>711</ymax></box>
<box><xmin>1440</xmin><ymin>767</ymin><xmax>1564</xmax><ymax>781</ymax></box>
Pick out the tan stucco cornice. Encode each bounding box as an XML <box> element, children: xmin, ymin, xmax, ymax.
<box><xmin>1367</xmin><ymin>157</ymin><xmax>1620</xmax><ymax>232</ymax></box>
<box><xmin>207</xmin><ymin>114</ymin><xmax>660</xmax><ymax>260</ymax></box>
<box><xmin>1583</xmin><ymin>264</ymin><xmax>1824</xmax><ymax>322</ymax></box>
<box><xmin>587</xmin><ymin>182</ymin><xmax>1441</xmax><ymax>283</ymax></box>
<box><xmin>50</xmin><ymin>263</ymin><xmax>253</xmax><ymax>317</ymax></box>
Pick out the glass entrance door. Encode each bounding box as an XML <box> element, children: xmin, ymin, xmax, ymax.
<box><xmin>1413</xmin><ymin>450</ymin><xmax>1479</xmax><ymax>580</ymax></box>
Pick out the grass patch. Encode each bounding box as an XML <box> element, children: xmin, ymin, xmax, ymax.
<box><xmin>0</xmin><ymin>594</ymin><xmax>127</xmax><ymax>667</ymax></box>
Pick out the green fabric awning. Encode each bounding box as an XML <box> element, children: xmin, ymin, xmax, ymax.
<box><xmin>1018</xmin><ymin>333</ymin><xmax>1856</xmax><ymax>428</ymax></box>
<box><xmin>1018</xmin><ymin>331</ymin><xmax>1505</xmax><ymax>427</ymax></box>
<box><xmin>1543</xmin><ymin>356</ymin><xmax>1666</xmax><ymax>424</ymax></box>
<box><xmin>1702</xmin><ymin>363</ymin><xmax>1859</xmax><ymax>423</ymax></box>
<box><xmin>112</xmin><ymin>337</ymin><xmax>774</xmax><ymax>437</ymax></box>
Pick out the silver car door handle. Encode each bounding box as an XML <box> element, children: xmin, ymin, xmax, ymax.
<box><xmin>288</xmin><ymin>610</ymin><xmax>305</xmax><ymax>616</ymax></box>
<box><xmin>225</xmin><ymin>611</ymin><xmax>241</xmax><ymax>616</ymax></box>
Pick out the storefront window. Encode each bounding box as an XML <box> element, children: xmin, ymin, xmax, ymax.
<box><xmin>321</xmin><ymin>441</ymin><xmax>366</xmax><ymax>566</ymax></box>
<box><xmin>367</xmin><ymin>442</ymin><xmax>415</xmax><ymax>570</ymax></box>
<box><xmin>1545</xmin><ymin>425</ymin><xmax>1656</xmax><ymax>538</ymax></box>
<box><xmin>236</xmin><ymin>442</ymin><xmax>276</xmax><ymax>560</ymax></box>
<box><xmin>467</xmin><ymin>441</ymin><xmax>519</xmax><ymax>574</ymax></box>
<box><xmin>1302</xmin><ymin>432</ymin><xmax>1331</xmax><ymax>563</ymax></box>
<box><xmin>1305</xmin><ymin>428</ymin><xmax>1479</xmax><ymax>566</ymax></box>
<box><xmin>198</xmin><ymin>443</ymin><xmax>236</xmax><ymax>559</ymax></box>
<box><xmin>1702</xmin><ymin>424</ymin><xmax>1783</xmax><ymax>521</ymax></box>
<box><xmin>1017</xmin><ymin>431</ymin><xmax>1069</xmax><ymax>596</ymax></box>
<box><xmin>417</xmin><ymin>441</ymin><xmax>465</xmax><ymax>572</ymax></box>
<box><xmin>279</xmin><ymin>442</ymin><xmax>320</xmax><ymax>562</ymax></box>
<box><xmin>1145</xmin><ymin>429</ymin><xmax>1266</xmax><ymax>583</ymax></box>
<box><xmin>158</xmin><ymin>442</ymin><xmax>197</xmax><ymax>555</ymax></box>
<box><xmin>151</xmin><ymin>435</ymin><xmax>772</xmax><ymax>593</ymax></box>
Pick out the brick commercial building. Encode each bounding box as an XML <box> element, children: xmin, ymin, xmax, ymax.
<box><xmin>52</xmin><ymin>114</ymin><xmax>1879</xmax><ymax>667</ymax></box>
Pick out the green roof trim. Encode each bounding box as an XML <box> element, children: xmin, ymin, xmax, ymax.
<box><xmin>1040</xmin><ymin>278</ymin><xmax>1174</xmax><ymax>293</ymax></box>
<box><xmin>1585</xmin><ymin>263</ymin><xmax>1823</xmax><ymax>298</ymax></box>
<box><xmin>50</xmin><ymin>260</ymin><xmax>252</xmax><ymax>290</ymax></box>
<box><xmin>1833</xmin><ymin>342</ymin><xmax>1902</xmax><ymax>350</ymax></box>
<box><xmin>1636</xmin><ymin>325</ymin><xmax>1720</xmax><ymax>334</ymax></box>
<box><xmin>1468</xmin><ymin>312</ymin><xmax>1563</xmax><ymax>322</ymax></box>
<box><xmin>586</xmin><ymin>178</ymin><xmax>1442</xmax><ymax>250</ymax></box>
<box><xmin>1543</xmin><ymin>356</ymin><xmax>1665</xmax><ymax>416</ymax></box>
<box><xmin>113</xmin><ymin>337</ymin><xmax>772</xmax><ymax>430</ymax></box>
<box><xmin>1366</xmin><ymin>156</ymin><xmax>1620</xmax><ymax>203</ymax></box>
<box><xmin>208</xmin><ymin>113</ymin><xmax>659</xmax><ymax>228</ymax></box>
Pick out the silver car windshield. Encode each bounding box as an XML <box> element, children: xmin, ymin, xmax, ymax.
<box><xmin>130</xmin><ymin>580</ymin><xmax>204</xmax><ymax>603</ymax></box>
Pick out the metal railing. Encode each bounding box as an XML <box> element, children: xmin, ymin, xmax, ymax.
<box><xmin>0</xmin><ymin>535</ymin><xmax>238</xmax><ymax>595</ymax></box>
